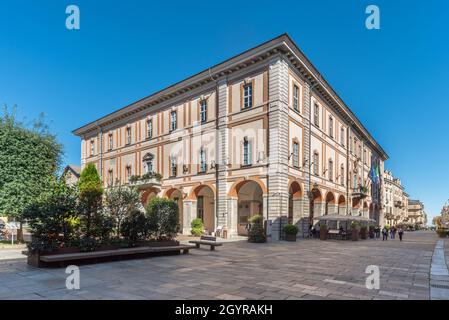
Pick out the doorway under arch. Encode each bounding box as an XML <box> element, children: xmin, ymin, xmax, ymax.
<box><xmin>288</xmin><ymin>181</ymin><xmax>302</xmax><ymax>224</ymax></box>
<box><xmin>310</xmin><ymin>188</ymin><xmax>323</xmax><ymax>224</ymax></box>
<box><xmin>235</xmin><ymin>180</ymin><xmax>264</xmax><ymax>236</ymax></box>
<box><xmin>324</xmin><ymin>191</ymin><xmax>336</xmax><ymax>215</ymax></box>
<box><xmin>190</xmin><ymin>185</ymin><xmax>215</xmax><ymax>235</ymax></box>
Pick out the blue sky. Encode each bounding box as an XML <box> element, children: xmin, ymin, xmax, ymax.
<box><xmin>1</xmin><ymin>0</ymin><xmax>448</xmax><ymax>222</ymax></box>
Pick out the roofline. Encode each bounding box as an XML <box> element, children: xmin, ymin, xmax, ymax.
<box><xmin>72</xmin><ymin>33</ymin><xmax>388</xmax><ymax>159</ymax></box>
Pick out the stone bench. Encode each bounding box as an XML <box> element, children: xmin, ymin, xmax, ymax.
<box><xmin>189</xmin><ymin>236</ymin><xmax>223</xmax><ymax>251</ymax></box>
<box><xmin>36</xmin><ymin>244</ymin><xmax>196</xmax><ymax>267</ymax></box>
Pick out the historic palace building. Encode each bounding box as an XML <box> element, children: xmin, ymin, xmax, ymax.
<box><xmin>73</xmin><ymin>34</ymin><xmax>388</xmax><ymax>240</ymax></box>
<box><xmin>383</xmin><ymin>170</ymin><xmax>409</xmax><ymax>226</ymax></box>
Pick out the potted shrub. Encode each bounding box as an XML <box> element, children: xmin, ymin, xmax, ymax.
<box><xmin>248</xmin><ymin>215</ymin><xmax>266</xmax><ymax>243</ymax></box>
<box><xmin>360</xmin><ymin>226</ymin><xmax>367</xmax><ymax>240</ymax></box>
<box><xmin>351</xmin><ymin>221</ymin><xmax>360</xmax><ymax>241</ymax></box>
<box><xmin>190</xmin><ymin>218</ymin><xmax>203</xmax><ymax>236</ymax></box>
<box><xmin>319</xmin><ymin>223</ymin><xmax>328</xmax><ymax>240</ymax></box>
<box><xmin>283</xmin><ymin>224</ymin><xmax>298</xmax><ymax>242</ymax></box>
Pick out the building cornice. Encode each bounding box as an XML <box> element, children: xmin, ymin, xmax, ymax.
<box><xmin>72</xmin><ymin>33</ymin><xmax>388</xmax><ymax>160</ymax></box>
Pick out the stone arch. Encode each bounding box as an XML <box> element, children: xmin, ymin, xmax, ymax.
<box><xmin>288</xmin><ymin>180</ymin><xmax>303</xmax><ymax>224</ymax></box>
<box><xmin>337</xmin><ymin>195</ymin><xmax>346</xmax><ymax>215</ymax></box>
<box><xmin>309</xmin><ymin>187</ymin><xmax>323</xmax><ymax>224</ymax></box>
<box><xmin>188</xmin><ymin>183</ymin><xmax>216</xmax><ymax>200</ymax></box>
<box><xmin>228</xmin><ymin>178</ymin><xmax>267</xmax><ymax>198</ymax></box>
<box><xmin>141</xmin><ymin>187</ymin><xmax>159</xmax><ymax>206</ymax></box>
<box><xmin>163</xmin><ymin>187</ymin><xmax>184</xmax><ymax>232</ymax></box>
<box><xmin>189</xmin><ymin>184</ymin><xmax>216</xmax><ymax>235</ymax></box>
<box><xmin>324</xmin><ymin>191</ymin><xmax>336</xmax><ymax>215</ymax></box>
<box><xmin>235</xmin><ymin>180</ymin><xmax>264</xmax><ymax>236</ymax></box>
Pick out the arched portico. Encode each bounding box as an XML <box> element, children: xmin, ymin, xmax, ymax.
<box><xmin>141</xmin><ymin>187</ymin><xmax>159</xmax><ymax>206</ymax></box>
<box><xmin>324</xmin><ymin>191</ymin><xmax>336</xmax><ymax>215</ymax></box>
<box><xmin>337</xmin><ymin>195</ymin><xmax>346</xmax><ymax>215</ymax></box>
<box><xmin>229</xmin><ymin>179</ymin><xmax>266</xmax><ymax>236</ymax></box>
<box><xmin>189</xmin><ymin>185</ymin><xmax>216</xmax><ymax>235</ymax></box>
<box><xmin>288</xmin><ymin>181</ymin><xmax>303</xmax><ymax>224</ymax></box>
<box><xmin>310</xmin><ymin>188</ymin><xmax>323</xmax><ymax>224</ymax></box>
<box><xmin>164</xmin><ymin>188</ymin><xmax>184</xmax><ymax>233</ymax></box>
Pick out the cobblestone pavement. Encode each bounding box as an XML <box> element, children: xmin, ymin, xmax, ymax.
<box><xmin>0</xmin><ymin>231</ymin><xmax>440</xmax><ymax>300</ymax></box>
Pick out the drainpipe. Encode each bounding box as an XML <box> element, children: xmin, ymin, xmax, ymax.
<box><xmin>97</xmin><ymin>121</ymin><xmax>104</xmax><ymax>181</ymax></box>
<box><xmin>210</xmin><ymin>69</ymin><xmax>220</xmax><ymax>234</ymax></box>
<box><xmin>308</xmin><ymin>77</ymin><xmax>320</xmax><ymax>222</ymax></box>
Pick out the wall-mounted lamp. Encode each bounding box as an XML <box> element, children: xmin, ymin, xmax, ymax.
<box><xmin>210</xmin><ymin>160</ymin><xmax>216</xmax><ymax>169</ymax></box>
<box><xmin>183</xmin><ymin>165</ymin><xmax>189</xmax><ymax>174</ymax></box>
<box><xmin>288</xmin><ymin>152</ymin><xmax>294</xmax><ymax>160</ymax></box>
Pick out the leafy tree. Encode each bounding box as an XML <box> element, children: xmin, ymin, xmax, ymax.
<box><xmin>121</xmin><ymin>209</ymin><xmax>148</xmax><ymax>244</ymax></box>
<box><xmin>146</xmin><ymin>197</ymin><xmax>179</xmax><ymax>240</ymax></box>
<box><xmin>0</xmin><ymin>106</ymin><xmax>62</xmax><ymax>240</ymax></box>
<box><xmin>22</xmin><ymin>178</ymin><xmax>78</xmax><ymax>250</ymax></box>
<box><xmin>104</xmin><ymin>184</ymin><xmax>142</xmax><ymax>238</ymax></box>
<box><xmin>77</xmin><ymin>163</ymin><xmax>103</xmax><ymax>238</ymax></box>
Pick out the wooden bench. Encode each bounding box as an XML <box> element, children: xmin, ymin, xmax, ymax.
<box><xmin>189</xmin><ymin>236</ymin><xmax>223</xmax><ymax>251</ymax></box>
<box><xmin>38</xmin><ymin>245</ymin><xmax>195</xmax><ymax>266</ymax></box>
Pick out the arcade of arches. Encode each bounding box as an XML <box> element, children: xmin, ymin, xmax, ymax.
<box><xmin>137</xmin><ymin>179</ymin><xmax>379</xmax><ymax>238</ymax></box>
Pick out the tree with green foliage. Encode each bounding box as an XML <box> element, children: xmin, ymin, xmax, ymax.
<box><xmin>22</xmin><ymin>178</ymin><xmax>78</xmax><ymax>252</ymax></box>
<box><xmin>0</xmin><ymin>106</ymin><xmax>62</xmax><ymax>240</ymax></box>
<box><xmin>77</xmin><ymin>163</ymin><xmax>104</xmax><ymax>238</ymax></box>
<box><xmin>104</xmin><ymin>184</ymin><xmax>142</xmax><ymax>238</ymax></box>
<box><xmin>146</xmin><ymin>197</ymin><xmax>179</xmax><ymax>240</ymax></box>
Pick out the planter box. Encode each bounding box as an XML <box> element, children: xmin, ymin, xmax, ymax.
<box><xmin>284</xmin><ymin>234</ymin><xmax>297</xmax><ymax>242</ymax></box>
<box><xmin>27</xmin><ymin>240</ymin><xmax>181</xmax><ymax>268</ymax></box>
<box><xmin>320</xmin><ymin>229</ymin><xmax>327</xmax><ymax>241</ymax></box>
<box><xmin>352</xmin><ymin>229</ymin><xmax>359</xmax><ymax>241</ymax></box>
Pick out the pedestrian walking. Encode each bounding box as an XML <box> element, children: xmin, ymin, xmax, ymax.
<box><xmin>375</xmin><ymin>226</ymin><xmax>381</xmax><ymax>239</ymax></box>
<box><xmin>390</xmin><ymin>226</ymin><xmax>396</xmax><ymax>239</ymax></box>
<box><xmin>382</xmin><ymin>226</ymin><xmax>388</xmax><ymax>241</ymax></box>
<box><xmin>398</xmin><ymin>227</ymin><xmax>404</xmax><ymax>241</ymax></box>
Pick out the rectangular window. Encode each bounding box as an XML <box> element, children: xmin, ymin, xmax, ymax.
<box><xmin>293</xmin><ymin>85</ymin><xmax>299</xmax><ymax>111</ymax></box>
<box><xmin>353</xmin><ymin>174</ymin><xmax>358</xmax><ymax>189</ymax></box>
<box><xmin>108</xmin><ymin>169</ymin><xmax>113</xmax><ymax>186</ymax></box>
<box><xmin>147</xmin><ymin>119</ymin><xmax>152</xmax><ymax>139</ymax></box>
<box><xmin>340</xmin><ymin>166</ymin><xmax>345</xmax><ymax>186</ymax></box>
<box><xmin>313</xmin><ymin>152</ymin><xmax>319</xmax><ymax>176</ymax></box>
<box><xmin>199</xmin><ymin>149</ymin><xmax>207</xmax><ymax>173</ymax></box>
<box><xmin>126</xmin><ymin>127</ymin><xmax>131</xmax><ymax>145</ymax></box>
<box><xmin>126</xmin><ymin>166</ymin><xmax>132</xmax><ymax>181</ymax></box>
<box><xmin>243</xmin><ymin>84</ymin><xmax>253</xmax><ymax>109</ymax></box>
<box><xmin>363</xmin><ymin>149</ymin><xmax>367</xmax><ymax>164</ymax></box>
<box><xmin>329</xmin><ymin>159</ymin><xmax>333</xmax><ymax>181</ymax></box>
<box><xmin>243</xmin><ymin>138</ymin><xmax>252</xmax><ymax>166</ymax></box>
<box><xmin>314</xmin><ymin>104</ymin><xmax>319</xmax><ymax>127</ymax></box>
<box><xmin>340</xmin><ymin>127</ymin><xmax>345</xmax><ymax>146</ymax></box>
<box><xmin>329</xmin><ymin>116</ymin><xmax>334</xmax><ymax>138</ymax></box>
<box><xmin>90</xmin><ymin>140</ymin><xmax>95</xmax><ymax>156</ymax></box>
<box><xmin>293</xmin><ymin>142</ymin><xmax>299</xmax><ymax>168</ymax></box>
<box><xmin>108</xmin><ymin>134</ymin><xmax>113</xmax><ymax>151</ymax></box>
<box><xmin>170</xmin><ymin>156</ymin><xmax>177</xmax><ymax>177</ymax></box>
<box><xmin>200</xmin><ymin>100</ymin><xmax>207</xmax><ymax>124</ymax></box>
<box><xmin>170</xmin><ymin>111</ymin><xmax>177</xmax><ymax>131</ymax></box>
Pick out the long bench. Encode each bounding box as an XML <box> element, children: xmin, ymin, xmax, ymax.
<box><xmin>37</xmin><ymin>244</ymin><xmax>196</xmax><ymax>267</ymax></box>
<box><xmin>189</xmin><ymin>236</ymin><xmax>223</xmax><ymax>251</ymax></box>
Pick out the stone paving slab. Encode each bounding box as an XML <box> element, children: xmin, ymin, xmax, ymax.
<box><xmin>0</xmin><ymin>231</ymin><xmax>439</xmax><ymax>300</ymax></box>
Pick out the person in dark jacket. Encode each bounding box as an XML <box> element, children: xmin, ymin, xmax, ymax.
<box><xmin>398</xmin><ymin>227</ymin><xmax>404</xmax><ymax>241</ymax></box>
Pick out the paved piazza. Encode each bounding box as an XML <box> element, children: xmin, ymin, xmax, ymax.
<box><xmin>0</xmin><ymin>231</ymin><xmax>446</xmax><ymax>300</ymax></box>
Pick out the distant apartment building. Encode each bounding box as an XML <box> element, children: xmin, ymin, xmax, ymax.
<box><xmin>61</xmin><ymin>164</ymin><xmax>81</xmax><ymax>186</ymax></box>
<box><xmin>383</xmin><ymin>170</ymin><xmax>409</xmax><ymax>226</ymax></box>
<box><xmin>73</xmin><ymin>34</ymin><xmax>388</xmax><ymax>239</ymax></box>
<box><xmin>408</xmin><ymin>200</ymin><xmax>427</xmax><ymax>226</ymax></box>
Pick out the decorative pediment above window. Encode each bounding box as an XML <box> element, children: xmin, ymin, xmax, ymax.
<box><xmin>143</xmin><ymin>152</ymin><xmax>154</xmax><ymax>162</ymax></box>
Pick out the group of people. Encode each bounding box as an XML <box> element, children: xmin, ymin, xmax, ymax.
<box><xmin>380</xmin><ymin>225</ymin><xmax>404</xmax><ymax>241</ymax></box>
